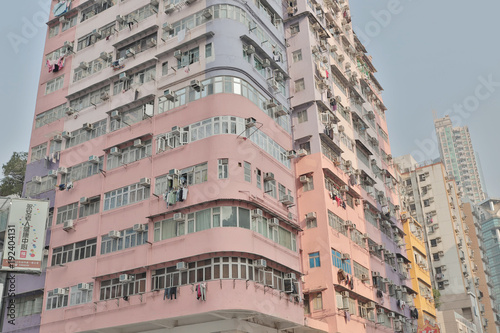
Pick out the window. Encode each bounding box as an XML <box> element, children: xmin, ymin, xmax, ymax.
<box><xmin>56</xmin><ymin>202</ymin><xmax>79</xmax><ymax>225</ymax></box>
<box><xmin>100</xmin><ymin>273</ymin><xmax>146</xmax><ymax>301</ymax></box>
<box><xmin>430</xmin><ymin>239</ymin><xmax>438</xmax><ymax>247</ymax></box>
<box><xmin>61</xmin><ymin>15</ymin><xmax>77</xmax><ymax>31</ymax></box>
<box><xmin>69</xmin><ymin>284</ymin><xmax>93</xmax><ymax>306</ymax></box>
<box><xmin>103</xmin><ymin>182</ymin><xmax>150</xmax><ymax>211</ymax></box>
<box><xmin>298</xmin><ymin>109</ymin><xmax>308</xmax><ymax>123</ymax></box>
<box><xmin>117</xmin><ymin>33</ymin><xmax>157</xmax><ymax>59</ymax></box>
<box><xmin>303</xmin><ymin>175</ymin><xmax>314</xmax><ymax>191</ymax></box>
<box><xmin>328</xmin><ymin>210</ymin><xmax>348</xmax><ymax>236</ymax></box>
<box><xmin>31</xmin><ymin>143</ymin><xmax>48</xmax><ymax>162</ymax></box>
<box><xmin>244</xmin><ymin>162</ymin><xmax>251</xmax><ymax>182</ymax></box>
<box><xmin>432</xmin><ymin>253</ymin><xmax>440</xmax><ymax>261</ymax></box>
<box><xmin>48</xmin><ymin>24</ymin><xmax>59</xmax><ymax>38</ymax></box>
<box><xmin>51</xmin><ymin>238</ymin><xmax>97</xmax><ymax>266</ymax></box>
<box><xmin>101</xmin><ymin>226</ymin><xmax>149</xmax><ymax>255</ymax></box>
<box><xmin>264</xmin><ymin>179</ymin><xmax>276</xmax><ymax>198</ymax></box>
<box><xmin>66</xmin><ymin>119</ymin><xmax>107</xmax><ymax>148</ymax></box>
<box><xmin>309</xmin><ymin>252</ymin><xmax>320</xmax><ymax>268</ymax></box>
<box><xmin>11</xmin><ymin>294</ymin><xmax>43</xmax><ymax>317</ymax></box>
<box><xmin>35</xmin><ymin>104</ymin><xmax>66</xmax><ymax>128</ymax></box>
<box><xmin>24</xmin><ymin>176</ymin><xmax>57</xmax><ymax>197</ymax></box>
<box><xmin>110</xmin><ymin>104</ymin><xmax>154</xmax><ymax>132</ymax></box>
<box><xmin>218</xmin><ymin>159</ymin><xmax>228</xmax><ymax>179</ymax></box>
<box><xmin>331</xmin><ymin>248</ymin><xmax>352</xmax><ymax>274</ymax></box>
<box><xmin>45</xmin><ymin>75</ymin><xmax>64</xmax><ymax>95</ymax></box>
<box><xmin>106</xmin><ymin>139</ymin><xmax>152</xmax><ymax>169</ymax></box>
<box><xmin>311</xmin><ymin>292</ymin><xmax>323</xmax><ymax>310</ymax></box>
<box><xmin>49</xmin><ymin>140</ymin><xmax>62</xmax><ymax>155</ymax></box>
<box><xmin>424</xmin><ymin>199</ymin><xmax>431</xmax><ymax>207</ymax></box>
<box><xmin>303</xmin><ymin>294</ymin><xmax>310</xmax><ymax>314</ymax></box>
<box><xmin>353</xmin><ymin>261</ymin><xmax>369</xmax><ymax>282</ymax></box>
<box><xmin>205</xmin><ymin>43</ymin><xmax>213</xmax><ymax>58</ymax></box>
<box><xmin>292</xmin><ymin>49</ymin><xmax>302</xmax><ymax>62</ymax></box>
<box><xmin>46</xmin><ymin>289</ymin><xmax>68</xmax><ymax>310</ymax></box>
<box><xmin>69</xmin><ymin>86</ymin><xmax>110</xmax><ymax>112</ymax></box>
<box><xmin>112</xmin><ymin>67</ymin><xmax>155</xmax><ymax>95</ymax></box>
<box><xmin>73</xmin><ymin>53</ymin><xmax>112</xmax><ymax>82</ymax></box>
<box><xmin>154</xmin><ymin>162</ymin><xmax>208</xmax><ymax>195</ymax></box>
<box><xmin>162</xmin><ymin>61</ymin><xmax>169</xmax><ymax>75</ymax></box>
<box><xmin>295</xmin><ymin>78</ymin><xmax>305</xmax><ymax>92</ymax></box>
<box><xmin>256</xmin><ymin>169</ymin><xmax>262</xmax><ymax>189</ymax></box>
<box><xmin>60</xmin><ymin>158</ymin><xmax>103</xmax><ymax>184</ymax></box>
<box><xmin>79</xmin><ymin>197</ymin><xmax>100</xmax><ymax>218</ymax></box>
<box><xmin>290</xmin><ymin>23</ymin><xmax>300</xmax><ymax>35</ymax></box>
<box><xmin>306</xmin><ymin>218</ymin><xmax>317</xmax><ymax>228</ymax></box>
<box><xmin>177</xmin><ymin>46</ymin><xmax>200</xmax><ymax>69</ymax></box>
<box><xmin>118</xmin><ymin>4</ymin><xmax>156</xmax><ymax>30</ymax></box>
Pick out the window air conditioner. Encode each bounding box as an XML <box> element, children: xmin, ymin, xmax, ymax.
<box><xmin>91</xmin><ymin>29</ymin><xmax>101</xmax><ymax>38</ymax></box>
<box><xmin>110</xmin><ymin>110</ymin><xmax>121</xmax><ymax>119</ymax></box>
<box><xmin>286</xmin><ymin>150</ymin><xmax>296</xmax><ymax>159</ymax></box>
<box><xmin>125</xmin><ymin>48</ymin><xmax>135</xmax><ymax>57</ymax></box>
<box><xmin>32</xmin><ymin>176</ymin><xmax>42</xmax><ymax>184</ymax></box>
<box><xmin>164</xmin><ymin>3</ymin><xmax>175</xmax><ymax>14</ymax></box>
<box><xmin>202</xmin><ymin>8</ymin><xmax>213</xmax><ymax>18</ymax></box>
<box><xmin>57</xmin><ymin>167</ymin><xmax>68</xmax><ymax>174</ymax></box>
<box><xmin>285</xmin><ymin>273</ymin><xmax>297</xmax><ymax>280</ymax></box>
<box><xmin>53</xmin><ymin>288</ymin><xmax>67</xmax><ymax>295</ymax></box>
<box><xmin>164</xmin><ymin>90</ymin><xmax>177</xmax><ymax>101</ymax></box>
<box><xmin>146</xmin><ymin>38</ymin><xmax>157</xmax><ymax>47</ymax></box>
<box><xmin>88</xmin><ymin>155</ymin><xmax>99</xmax><ymax>164</ymax></box>
<box><xmin>245</xmin><ymin>45</ymin><xmax>255</xmax><ymax>54</ymax></box>
<box><xmin>254</xmin><ymin>259</ymin><xmax>267</xmax><ymax>268</ymax></box>
<box><xmin>99</xmin><ymin>52</ymin><xmax>109</xmax><ymax>61</ymax></box>
<box><xmin>133</xmin><ymin>223</ymin><xmax>146</xmax><ymax>232</ymax></box>
<box><xmin>280</xmin><ymin>195</ymin><xmax>294</xmax><ymax>205</ymax></box>
<box><xmin>306</xmin><ymin>212</ymin><xmax>317</xmax><ymax>220</ymax></box>
<box><xmin>264</xmin><ymin>172</ymin><xmax>274</xmax><ymax>181</ymax></box>
<box><xmin>80</xmin><ymin>197</ymin><xmax>89</xmax><ymax>205</ymax></box>
<box><xmin>341</xmin><ymin>253</ymin><xmax>350</xmax><ymax>260</ymax></box>
<box><xmin>119</xmin><ymin>274</ymin><xmax>133</xmax><ymax>283</ymax></box>
<box><xmin>173</xmin><ymin>50</ymin><xmax>182</xmax><ymax>59</ymax></box>
<box><xmin>340</xmin><ymin>185</ymin><xmax>349</xmax><ymax>192</ymax></box>
<box><xmin>275</xmin><ymin>72</ymin><xmax>284</xmax><ymax>82</ymax></box>
<box><xmin>274</xmin><ymin>105</ymin><xmax>287</xmax><ymax>117</ymax></box>
<box><xmin>63</xmin><ymin>220</ymin><xmax>74</xmax><ymax>231</ymax></box>
<box><xmin>77</xmin><ymin>283</ymin><xmax>90</xmax><ymax>291</ymax></box>
<box><xmin>79</xmin><ymin>61</ymin><xmax>88</xmax><ymax>70</ymax></box>
<box><xmin>173</xmin><ymin>213</ymin><xmax>185</xmax><ymax>221</ymax></box>
<box><xmin>119</xmin><ymin>72</ymin><xmax>129</xmax><ymax>81</ymax></box>
<box><xmin>100</xmin><ymin>91</ymin><xmax>109</xmax><ymax>100</ymax></box>
<box><xmin>163</xmin><ymin>22</ymin><xmax>174</xmax><ymax>33</ymax></box>
<box><xmin>62</xmin><ymin>131</ymin><xmax>72</xmax><ymax>139</ymax></box>
<box><xmin>108</xmin><ymin>230</ymin><xmax>121</xmax><ymax>239</ymax></box>
<box><xmin>82</xmin><ymin>123</ymin><xmax>93</xmax><ymax>131</ymax></box>
<box><xmin>245</xmin><ymin>117</ymin><xmax>257</xmax><ymax>128</ymax></box>
<box><xmin>296</xmin><ymin>149</ymin><xmax>308</xmax><ymax>157</ymax></box>
<box><xmin>139</xmin><ymin>177</ymin><xmax>151</xmax><ymax>187</ymax></box>
<box><xmin>262</xmin><ymin>59</ymin><xmax>271</xmax><ymax>68</ymax></box>
<box><xmin>110</xmin><ymin>147</ymin><xmax>121</xmax><ymax>156</ymax></box>
<box><xmin>176</xmin><ymin>262</ymin><xmax>188</xmax><ymax>270</ymax></box>
<box><xmin>299</xmin><ymin>175</ymin><xmax>309</xmax><ymax>184</ymax></box>
<box><xmin>252</xmin><ymin>209</ymin><xmax>263</xmax><ymax>218</ymax></box>
<box><xmin>387</xmin><ymin>312</ymin><xmax>395</xmax><ymax>318</ymax></box>
<box><xmin>190</xmin><ymin>79</ymin><xmax>203</xmax><ymax>92</ymax></box>
<box><xmin>377</xmin><ymin>308</ymin><xmax>384</xmax><ymax>315</ymax></box>
<box><xmin>59</xmin><ymin>16</ymin><xmax>68</xmax><ymax>24</ymax></box>
<box><xmin>372</xmin><ymin>271</ymin><xmax>380</xmax><ymax>277</ymax></box>
<box><xmin>269</xmin><ymin>218</ymin><xmax>279</xmax><ymax>226</ymax></box>
<box><xmin>48</xmin><ymin>170</ymin><xmax>58</xmax><ymax>178</ymax></box>
<box><xmin>133</xmin><ymin>139</ymin><xmax>144</xmax><ymax>148</ymax></box>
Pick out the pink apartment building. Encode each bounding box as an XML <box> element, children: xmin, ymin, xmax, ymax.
<box><xmin>21</xmin><ymin>0</ymin><xmax>414</xmax><ymax>332</ymax></box>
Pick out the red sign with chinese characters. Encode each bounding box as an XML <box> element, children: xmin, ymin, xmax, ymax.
<box><xmin>418</xmin><ymin>323</ymin><xmax>440</xmax><ymax>333</ymax></box>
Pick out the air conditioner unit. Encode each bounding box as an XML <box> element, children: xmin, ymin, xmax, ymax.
<box><xmin>110</xmin><ymin>147</ymin><xmax>121</xmax><ymax>156</ymax></box>
<box><xmin>176</xmin><ymin>262</ymin><xmax>188</xmax><ymax>271</ymax></box>
<box><xmin>366</xmin><ymin>301</ymin><xmax>376</xmax><ymax>309</ymax></box>
<box><xmin>341</xmin><ymin>291</ymin><xmax>349</xmax><ymax>298</ymax></box>
<box><xmin>269</xmin><ymin>218</ymin><xmax>280</xmax><ymax>226</ymax></box>
<box><xmin>173</xmin><ymin>213</ymin><xmax>185</xmax><ymax>221</ymax></box>
<box><xmin>252</xmin><ymin>209</ymin><xmax>263</xmax><ymax>218</ymax></box>
<box><xmin>53</xmin><ymin>288</ymin><xmax>67</xmax><ymax>295</ymax></box>
<box><xmin>79</xmin><ymin>61</ymin><xmax>88</xmax><ymax>70</ymax></box>
<box><xmin>119</xmin><ymin>72</ymin><xmax>129</xmax><ymax>82</ymax></box>
<box><xmin>108</xmin><ymin>230</ymin><xmax>121</xmax><ymax>239</ymax></box>
<box><xmin>387</xmin><ymin>312</ymin><xmax>395</xmax><ymax>318</ymax></box>
<box><xmin>254</xmin><ymin>259</ymin><xmax>267</xmax><ymax>268</ymax></box>
<box><xmin>269</xmin><ymin>78</ymin><xmax>279</xmax><ymax>90</ymax></box>
<box><xmin>245</xmin><ymin>117</ymin><xmax>257</xmax><ymax>128</ymax></box>
<box><xmin>245</xmin><ymin>45</ymin><xmax>255</xmax><ymax>54</ymax></box>
<box><xmin>338</xmin><ymin>124</ymin><xmax>345</xmax><ymax>132</ymax></box>
<box><xmin>91</xmin><ymin>29</ymin><xmax>101</xmax><ymax>38</ymax></box>
<box><xmin>344</xmin><ymin>220</ymin><xmax>353</xmax><ymax>228</ymax></box>
<box><xmin>361</xmin><ymin>274</ymin><xmax>369</xmax><ymax>281</ymax></box>
<box><xmin>341</xmin><ymin>253</ymin><xmax>350</xmax><ymax>260</ymax></box>
<box><xmin>377</xmin><ymin>308</ymin><xmax>384</xmax><ymax>315</ymax></box>
<box><xmin>63</xmin><ymin>220</ymin><xmax>74</xmax><ymax>231</ymax></box>
<box><xmin>173</xmin><ymin>50</ymin><xmax>182</xmax><ymax>60</ymax></box>
<box><xmin>190</xmin><ymin>79</ymin><xmax>203</xmax><ymax>92</ymax></box>
<box><xmin>146</xmin><ymin>38</ymin><xmax>157</xmax><ymax>47</ymax></box>
<box><xmin>48</xmin><ymin>169</ymin><xmax>58</xmax><ymax>178</ymax></box>
<box><xmin>296</xmin><ymin>149</ymin><xmax>308</xmax><ymax>157</ymax></box>
<box><xmin>163</xmin><ymin>22</ymin><xmax>174</xmax><ymax>33</ymax></box>
<box><xmin>62</xmin><ymin>130</ymin><xmax>72</xmax><ymax>139</ymax></box>
<box><xmin>82</xmin><ymin>123</ymin><xmax>93</xmax><ymax>131</ymax></box>
<box><xmin>65</xmin><ymin>107</ymin><xmax>76</xmax><ymax>116</ymax></box>
<box><xmin>299</xmin><ymin>175</ymin><xmax>309</xmax><ymax>184</ymax></box>
<box><xmin>100</xmin><ymin>91</ymin><xmax>110</xmax><ymax>100</ymax></box>
<box><xmin>164</xmin><ymin>3</ymin><xmax>175</xmax><ymax>14</ymax></box>
<box><xmin>88</xmin><ymin>155</ymin><xmax>99</xmax><ymax>164</ymax></box>
<box><xmin>132</xmin><ymin>139</ymin><xmax>144</xmax><ymax>148</ymax></box>
<box><xmin>344</xmin><ymin>160</ymin><xmax>352</xmax><ymax>168</ymax></box>
<box><xmin>286</xmin><ymin>150</ymin><xmax>296</xmax><ymax>159</ymax></box>
<box><xmin>125</xmin><ymin>48</ymin><xmax>135</xmax><ymax>58</ymax></box>
<box><xmin>59</xmin><ymin>16</ymin><xmax>68</xmax><ymax>24</ymax></box>
<box><xmin>320</xmin><ymin>112</ymin><xmax>330</xmax><ymax>124</ymax></box>
<box><xmin>372</xmin><ymin>271</ymin><xmax>380</xmax><ymax>277</ymax></box>
<box><xmin>80</xmin><ymin>197</ymin><xmax>89</xmax><ymax>205</ymax></box>
<box><xmin>397</xmin><ymin>258</ymin><xmax>404</xmax><ymax>263</ymax></box>
<box><xmin>77</xmin><ymin>283</ymin><xmax>90</xmax><ymax>291</ymax></box>
<box><xmin>264</xmin><ymin>172</ymin><xmax>274</xmax><ymax>181</ymax></box>
<box><xmin>280</xmin><ymin>195</ymin><xmax>294</xmax><ymax>205</ymax></box>
<box><xmin>31</xmin><ymin>175</ymin><xmax>42</xmax><ymax>184</ymax></box>
<box><xmin>306</xmin><ymin>212</ymin><xmax>317</xmax><ymax>220</ymax></box>
<box><xmin>202</xmin><ymin>8</ymin><xmax>213</xmax><ymax>19</ymax></box>
<box><xmin>57</xmin><ymin>167</ymin><xmax>68</xmax><ymax>174</ymax></box>
<box><xmin>275</xmin><ymin>72</ymin><xmax>284</xmax><ymax>82</ymax></box>
<box><xmin>274</xmin><ymin>105</ymin><xmax>287</xmax><ymax>117</ymax></box>
<box><xmin>163</xmin><ymin>90</ymin><xmax>177</xmax><ymax>102</ymax></box>
<box><xmin>261</xmin><ymin>59</ymin><xmax>271</xmax><ymax>68</ymax></box>
<box><xmin>51</xmin><ymin>133</ymin><xmax>63</xmax><ymax>143</ymax></box>
<box><xmin>285</xmin><ymin>273</ymin><xmax>297</xmax><ymax>280</ymax></box>
<box><xmin>119</xmin><ymin>274</ymin><xmax>133</xmax><ymax>283</ymax></box>
<box><xmin>139</xmin><ymin>177</ymin><xmax>151</xmax><ymax>187</ymax></box>
<box><xmin>133</xmin><ymin>223</ymin><xmax>146</xmax><ymax>232</ymax></box>
<box><xmin>110</xmin><ymin>110</ymin><xmax>121</xmax><ymax>119</ymax></box>
<box><xmin>340</xmin><ymin>185</ymin><xmax>349</xmax><ymax>192</ymax></box>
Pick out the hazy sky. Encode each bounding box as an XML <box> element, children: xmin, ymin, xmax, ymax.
<box><xmin>0</xmin><ymin>0</ymin><xmax>498</xmax><ymax>197</ymax></box>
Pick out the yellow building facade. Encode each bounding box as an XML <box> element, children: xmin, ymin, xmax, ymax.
<box><xmin>402</xmin><ymin>213</ymin><xmax>438</xmax><ymax>327</ymax></box>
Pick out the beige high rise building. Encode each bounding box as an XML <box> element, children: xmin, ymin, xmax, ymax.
<box><xmin>434</xmin><ymin>115</ymin><xmax>486</xmax><ymax>204</ymax></box>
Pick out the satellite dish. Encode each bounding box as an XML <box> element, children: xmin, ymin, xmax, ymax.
<box><xmin>53</xmin><ymin>1</ymin><xmax>70</xmax><ymax>17</ymax></box>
